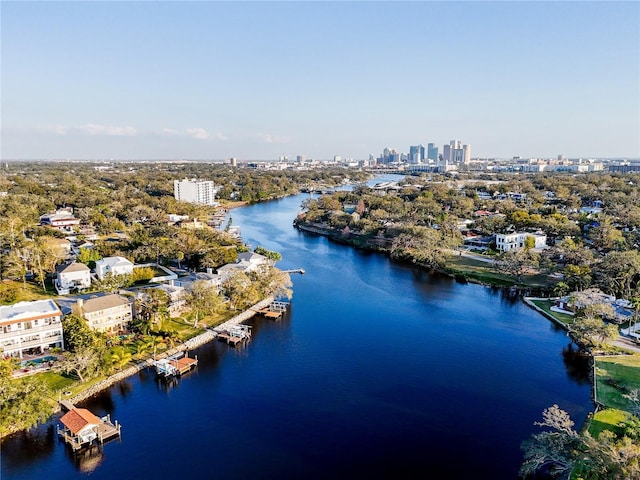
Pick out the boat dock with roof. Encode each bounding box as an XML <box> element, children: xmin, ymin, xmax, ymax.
<box><xmin>57</xmin><ymin>401</ymin><xmax>121</xmax><ymax>451</ymax></box>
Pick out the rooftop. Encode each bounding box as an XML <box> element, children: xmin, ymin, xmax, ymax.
<box><xmin>60</xmin><ymin>408</ymin><xmax>101</xmax><ymax>434</ymax></box>
<box><xmin>0</xmin><ymin>299</ymin><xmax>61</xmax><ymax>324</ymax></box>
<box><xmin>82</xmin><ymin>294</ymin><xmax>130</xmax><ymax>313</ymax></box>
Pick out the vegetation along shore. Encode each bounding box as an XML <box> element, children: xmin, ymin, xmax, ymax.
<box><xmin>2</xmin><ymin>162</ymin><xmax>640</xmax><ymax>478</ymax></box>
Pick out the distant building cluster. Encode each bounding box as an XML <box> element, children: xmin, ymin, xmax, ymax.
<box><xmin>370</xmin><ymin>139</ymin><xmax>471</xmax><ymax>172</ymax></box>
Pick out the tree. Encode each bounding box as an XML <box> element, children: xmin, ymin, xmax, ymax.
<box><xmin>110</xmin><ymin>346</ymin><xmax>133</xmax><ymax>370</ymax></box>
<box><xmin>569</xmin><ymin>312</ymin><xmax>619</xmax><ymax>350</ymax></box>
<box><xmin>0</xmin><ymin>359</ymin><xmax>53</xmax><ymax>436</ymax></box>
<box><xmin>186</xmin><ymin>280</ymin><xmax>223</xmax><ymax>325</ymax></box>
<box><xmin>77</xmin><ymin>247</ymin><xmax>102</xmax><ymax>267</ymax></box>
<box><xmin>62</xmin><ymin>314</ymin><xmax>96</xmax><ymax>352</ymax></box>
<box><xmin>54</xmin><ymin>347</ymin><xmax>104</xmax><ymax>383</ymax></box>
<box><xmin>253</xmin><ymin>246</ymin><xmax>282</xmax><ymax>264</ymax></box>
<box><xmin>520</xmin><ymin>404</ymin><xmax>581</xmax><ymax>479</ymax></box>
<box><xmin>221</xmin><ymin>271</ymin><xmax>259</xmax><ymax>311</ymax></box>
<box><xmin>250</xmin><ymin>266</ymin><xmax>293</xmax><ymax>300</ymax></box>
<box><xmin>496</xmin><ymin>249</ymin><xmax>540</xmax><ymax>283</ymax></box>
<box><xmin>592</xmin><ymin>250</ymin><xmax>640</xmax><ymax>299</ymax></box>
<box><xmin>521</xmin><ymin>404</ymin><xmax>640</xmax><ymax>480</ymax></box>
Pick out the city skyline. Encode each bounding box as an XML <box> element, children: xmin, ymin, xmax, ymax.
<box><xmin>1</xmin><ymin>1</ymin><xmax>639</xmax><ymax>161</ymax></box>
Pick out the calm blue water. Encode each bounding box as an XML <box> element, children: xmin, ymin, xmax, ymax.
<box><xmin>1</xmin><ymin>180</ymin><xmax>592</xmax><ymax>480</ymax></box>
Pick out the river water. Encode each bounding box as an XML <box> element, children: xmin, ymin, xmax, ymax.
<box><xmin>2</xmin><ymin>180</ymin><xmax>593</xmax><ymax>479</ymax></box>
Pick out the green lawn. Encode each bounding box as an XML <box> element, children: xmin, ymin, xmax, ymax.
<box><xmin>0</xmin><ymin>280</ymin><xmax>50</xmax><ymax>305</ymax></box>
<box><xmin>586</xmin><ymin>408</ymin><xmax>632</xmax><ymax>438</ymax></box>
<box><xmin>443</xmin><ymin>254</ymin><xmax>557</xmax><ymax>288</ymax></box>
<box><xmin>40</xmin><ymin>371</ymin><xmax>76</xmax><ymax>392</ymax></box>
<box><xmin>529</xmin><ymin>299</ymin><xmax>575</xmax><ymax>326</ymax></box>
<box><xmin>594</xmin><ymin>355</ymin><xmax>640</xmax><ymax>410</ymax></box>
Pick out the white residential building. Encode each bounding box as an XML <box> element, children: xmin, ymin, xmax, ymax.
<box><xmin>174</xmin><ymin>178</ymin><xmax>219</xmax><ymax>206</ymax></box>
<box><xmin>0</xmin><ymin>299</ymin><xmax>64</xmax><ymax>359</ymax></box>
<box><xmin>95</xmin><ymin>256</ymin><xmax>134</xmax><ymax>280</ymax></box>
<box><xmin>79</xmin><ymin>295</ymin><xmax>133</xmax><ymax>334</ymax></box>
<box><xmin>39</xmin><ymin>208</ymin><xmax>81</xmax><ymax>230</ymax></box>
<box><xmin>55</xmin><ymin>262</ymin><xmax>92</xmax><ymax>295</ymax></box>
<box><xmin>495</xmin><ymin>232</ymin><xmax>547</xmax><ymax>252</ymax></box>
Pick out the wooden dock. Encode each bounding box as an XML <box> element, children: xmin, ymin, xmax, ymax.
<box><xmin>282</xmin><ymin>268</ymin><xmax>305</xmax><ymax>275</ymax></box>
<box><xmin>153</xmin><ymin>352</ymin><xmax>198</xmax><ymax>377</ymax></box>
<box><xmin>216</xmin><ymin>324</ymin><xmax>251</xmax><ymax>346</ymax></box>
<box><xmin>256</xmin><ymin>300</ymin><xmax>290</xmax><ymax>320</ymax></box>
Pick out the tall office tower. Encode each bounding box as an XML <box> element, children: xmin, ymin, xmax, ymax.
<box><xmin>409</xmin><ymin>145</ymin><xmax>424</xmax><ymax>164</ymax></box>
<box><xmin>444</xmin><ymin>140</ymin><xmax>467</xmax><ymax>165</ymax></box>
<box><xmin>463</xmin><ymin>145</ymin><xmax>471</xmax><ymax>164</ymax></box>
<box><xmin>296</xmin><ymin>155</ymin><xmax>306</xmax><ymax>163</ymax></box>
<box><xmin>427</xmin><ymin>143</ymin><xmax>438</xmax><ymax>162</ymax></box>
<box><xmin>442</xmin><ymin>144</ymin><xmax>451</xmax><ymax>165</ymax></box>
<box><xmin>174</xmin><ymin>178</ymin><xmax>218</xmax><ymax>205</ymax></box>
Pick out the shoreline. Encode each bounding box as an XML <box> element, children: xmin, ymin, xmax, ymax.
<box><xmin>67</xmin><ymin>295</ymin><xmax>274</xmax><ymax>406</ymax></box>
<box><xmin>3</xmin><ymin>296</ymin><xmax>275</xmax><ymax>438</ymax></box>
<box><xmin>294</xmin><ymin>221</ymin><xmax>540</xmax><ymax>291</ymax></box>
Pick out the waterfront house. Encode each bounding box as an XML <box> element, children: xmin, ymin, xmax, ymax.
<box><xmin>55</xmin><ymin>262</ymin><xmax>91</xmax><ymax>295</ymax></box>
<box><xmin>495</xmin><ymin>232</ymin><xmax>547</xmax><ymax>252</ymax></box>
<box><xmin>237</xmin><ymin>251</ymin><xmax>270</xmax><ymax>269</ymax></box>
<box><xmin>0</xmin><ymin>299</ymin><xmax>64</xmax><ymax>359</ymax></box>
<box><xmin>95</xmin><ymin>256</ymin><xmax>134</xmax><ymax>280</ymax></box>
<box><xmin>78</xmin><ymin>294</ymin><xmax>133</xmax><ymax>334</ymax></box>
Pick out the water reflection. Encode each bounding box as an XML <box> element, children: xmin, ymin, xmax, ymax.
<box><xmin>64</xmin><ymin>442</ymin><xmax>105</xmax><ymax>474</ymax></box>
<box><xmin>81</xmin><ymin>389</ymin><xmax>115</xmax><ymax>416</ymax></box>
<box><xmin>562</xmin><ymin>343</ymin><xmax>591</xmax><ymax>385</ymax></box>
<box><xmin>1</xmin><ymin>424</ymin><xmax>56</xmax><ymax>469</ymax></box>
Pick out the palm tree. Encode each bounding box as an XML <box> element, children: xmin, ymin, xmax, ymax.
<box><xmin>110</xmin><ymin>346</ymin><xmax>132</xmax><ymax>370</ymax></box>
<box><xmin>146</xmin><ymin>335</ymin><xmax>167</xmax><ymax>360</ymax></box>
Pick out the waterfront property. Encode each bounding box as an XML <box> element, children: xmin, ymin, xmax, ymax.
<box><xmin>78</xmin><ymin>294</ymin><xmax>133</xmax><ymax>334</ymax></box>
<box><xmin>57</xmin><ymin>403</ymin><xmax>121</xmax><ymax>451</ymax></box>
<box><xmin>495</xmin><ymin>231</ymin><xmax>547</xmax><ymax>252</ymax></box>
<box><xmin>0</xmin><ymin>299</ymin><xmax>64</xmax><ymax>359</ymax></box>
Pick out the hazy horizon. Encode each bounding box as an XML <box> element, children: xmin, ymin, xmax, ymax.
<box><xmin>2</xmin><ymin>1</ymin><xmax>639</xmax><ymax>161</ymax></box>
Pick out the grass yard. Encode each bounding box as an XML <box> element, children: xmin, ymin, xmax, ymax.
<box><xmin>39</xmin><ymin>371</ymin><xmax>76</xmax><ymax>392</ymax></box>
<box><xmin>444</xmin><ymin>254</ymin><xmax>557</xmax><ymax>288</ymax></box>
<box><xmin>586</xmin><ymin>408</ymin><xmax>633</xmax><ymax>438</ymax></box>
<box><xmin>0</xmin><ymin>280</ymin><xmax>50</xmax><ymax>305</ymax></box>
<box><xmin>594</xmin><ymin>354</ymin><xmax>640</xmax><ymax>410</ymax></box>
<box><xmin>444</xmin><ymin>255</ymin><xmax>515</xmax><ymax>286</ymax></box>
<box><xmin>529</xmin><ymin>299</ymin><xmax>575</xmax><ymax>326</ymax></box>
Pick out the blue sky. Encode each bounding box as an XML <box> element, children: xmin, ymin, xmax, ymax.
<box><xmin>1</xmin><ymin>1</ymin><xmax>639</xmax><ymax>160</ymax></box>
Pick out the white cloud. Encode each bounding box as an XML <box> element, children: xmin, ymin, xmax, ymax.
<box><xmin>185</xmin><ymin>128</ymin><xmax>210</xmax><ymax>140</ymax></box>
<box><xmin>257</xmin><ymin>133</ymin><xmax>291</xmax><ymax>144</ymax></box>
<box><xmin>159</xmin><ymin>128</ymin><xmax>228</xmax><ymax>141</ymax></box>
<box><xmin>38</xmin><ymin>124</ymin><xmax>136</xmax><ymax>136</ymax></box>
<box><xmin>78</xmin><ymin>124</ymin><xmax>137</xmax><ymax>136</ymax></box>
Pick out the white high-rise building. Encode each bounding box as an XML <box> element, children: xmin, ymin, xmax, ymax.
<box><xmin>174</xmin><ymin>178</ymin><xmax>218</xmax><ymax>206</ymax></box>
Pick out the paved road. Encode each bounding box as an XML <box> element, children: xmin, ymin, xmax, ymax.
<box><xmin>613</xmin><ymin>335</ymin><xmax>640</xmax><ymax>354</ymax></box>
